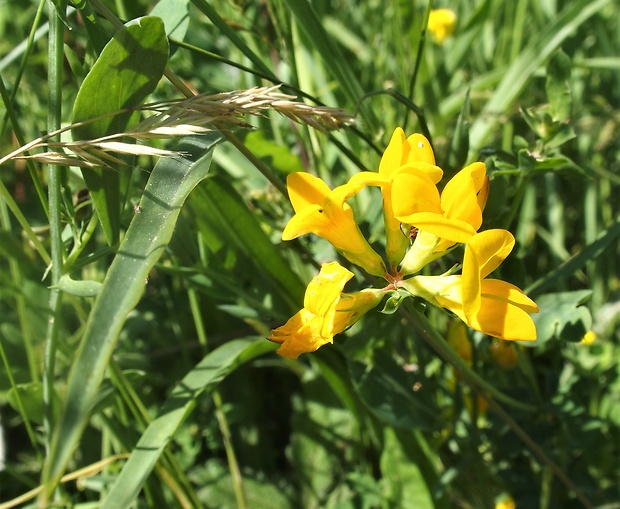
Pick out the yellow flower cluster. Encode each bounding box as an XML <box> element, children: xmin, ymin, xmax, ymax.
<box><xmin>269</xmin><ymin>128</ymin><xmax>538</xmax><ymax>358</ymax></box>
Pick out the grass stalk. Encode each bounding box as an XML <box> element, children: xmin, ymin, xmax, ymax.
<box><xmin>41</xmin><ymin>0</ymin><xmax>65</xmax><ymax>494</ymax></box>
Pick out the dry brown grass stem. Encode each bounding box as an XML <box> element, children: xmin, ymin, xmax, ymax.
<box><xmin>0</xmin><ymin>86</ymin><xmax>354</xmax><ymax>170</ymax></box>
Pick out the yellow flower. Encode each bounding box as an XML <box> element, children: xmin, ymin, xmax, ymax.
<box><xmin>495</xmin><ymin>494</ymin><xmax>516</xmax><ymax>509</ymax></box>
<box><xmin>579</xmin><ymin>330</ymin><xmax>597</xmax><ymax>345</ymax></box>
<box><xmin>427</xmin><ymin>8</ymin><xmax>457</xmax><ymax>44</ymax></box>
<box><xmin>349</xmin><ymin>128</ymin><xmax>443</xmax><ymax>269</ymax></box>
<box><xmin>282</xmin><ymin>172</ymin><xmax>387</xmax><ymax>277</ymax></box>
<box><xmin>269</xmin><ymin>262</ymin><xmax>385</xmax><ymax>358</ymax></box>
<box><xmin>403</xmin><ymin>230</ymin><xmax>539</xmax><ymax>340</ymax></box>
<box><xmin>394</xmin><ymin>161</ymin><xmax>489</xmax><ymax>274</ymax></box>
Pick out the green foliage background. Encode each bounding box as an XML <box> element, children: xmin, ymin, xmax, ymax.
<box><xmin>0</xmin><ymin>0</ymin><xmax>618</xmax><ymax>508</ymax></box>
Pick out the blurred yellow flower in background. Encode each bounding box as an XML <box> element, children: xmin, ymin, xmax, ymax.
<box><xmin>427</xmin><ymin>8</ymin><xmax>457</xmax><ymax>44</ymax></box>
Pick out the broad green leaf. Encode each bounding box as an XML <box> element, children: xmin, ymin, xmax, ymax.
<box><xmin>244</xmin><ymin>131</ymin><xmax>305</xmax><ymax>175</ymax></box>
<box><xmin>101</xmin><ymin>338</ymin><xmax>274</xmax><ymax>509</ymax></box>
<box><xmin>468</xmin><ymin>0</ymin><xmax>610</xmax><ymax>154</ymax></box>
<box><xmin>524</xmin><ymin>290</ymin><xmax>592</xmax><ymax>346</ymax></box>
<box><xmin>150</xmin><ymin>0</ymin><xmax>190</xmax><ymax>44</ymax></box>
<box><xmin>7</xmin><ymin>382</ymin><xmax>45</xmax><ymax>425</ymax></box>
<box><xmin>39</xmin><ymin>135</ymin><xmax>219</xmax><ymax>502</ymax></box>
<box><xmin>72</xmin><ymin>16</ymin><xmax>169</xmax><ymax>245</ymax></box>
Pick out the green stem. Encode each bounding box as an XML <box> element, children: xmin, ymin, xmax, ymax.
<box><xmin>218</xmin><ymin>127</ymin><xmax>288</xmax><ymax>198</ymax></box>
<box><xmin>482</xmin><ymin>396</ymin><xmax>593</xmax><ymax>509</ymax></box>
<box><xmin>404</xmin><ymin>0</ymin><xmax>432</xmax><ymax>131</ymax></box>
<box><xmin>213</xmin><ymin>390</ymin><xmax>248</xmax><ymax>509</ymax></box>
<box><xmin>190</xmin><ymin>242</ymin><xmax>247</xmax><ymax>509</ymax></box>
<box><xmin>41</xmin><ymin>0</ymin><xmax>66</xmax><ymax>496</ymax></box>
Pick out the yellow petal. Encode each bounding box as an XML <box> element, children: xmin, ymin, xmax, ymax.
<box><xmin>408</xmin><ymin>162</ymin><xmax>444</xmax><ymax>184</ymax></box>
<box><xmin>391</xmin><ymin>170</ymin><xmax>442</xmax><ymax>217</ymax></box>
<box><xmin>481</xmin><ymin>279</ymin><xmax>539</xmax><ymax>314</ymax></box>
<box><xmin>379</xmin><ymin>129</ymin><xmax>437</xmax><ymax>177</ymax></box>
<box><xmin>286</xmin><ymin>172</ymin><xmax>330</xmax><ymax>212</ymax></box>
<box><xmin>348</xmin><ymin>171</ymin><xmax>390</xmax><ymax>188</ymax></box>
<box><xmin>441</xmin><ymin>162</ymin><xmax>487</xmax><ymax>230</ymax></box>
<box><xmin>398</xmin><ymin>212</ymin><xmax>477</xmax><ymax>243</ymax></box>
<box><xmin>304</xmin><ymin>261</ymin><xmax>353</xmax><ymax>317</ymax></box>
<box><xmin>469</xmin><ymin>294</ymin><xmax>537</xmax><ymax>341</ymax></box>
<box><xmin>269</xmin><ymin>262</ymin><xmax>354</xmax><ymax>358</ymax></box>
<box><xmin>465</xmin><ymin>230</ymin><xmax>515</xmax><ymax>280</ymax></box>
<box><xmin>403</xmin><ymin>134</ymin><xmax>436</xmax><ymax>166</ymax></box>
<box><xmin>332</xmin><ymin>288</ymin><xmax>385</xmax><ymax>332</ymax></box>
<box><xmin>428</xmin><ymin>9</ymin><xmax>457</xmax><ymax>44</ymax></box>
<box><xmin>379</xmin><ymin>128</ymin><xmax>408</xmax><ymax>177</ymax></box>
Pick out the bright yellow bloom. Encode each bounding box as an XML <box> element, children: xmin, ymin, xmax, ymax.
<box><xmin>579</xmin><ymin>330</ymin><xmax>597</xmax><ymax>345</ymax></box>
<box><xmin>427</xmin><ymin>9</ymin><xmax>457</xmax><ymax>44</ymax></box>
<box><xmin>349</xmin><ymin>128</ymin><xmax>443</xmax><ymax>269</ymax></box>
<box><xmin>403</xmin><ymin>230</ymin><xmax>539</xmax><ymax>340</ymax></box>
<box><xmin>394</xmin><ymin>161</ymin><xmax>489</xmax><ymax>274</ymax></box>
<box><xmin>282</xmin><ymin>172</ymin><xmax>387</xmax><ymax>277</ymax></box>
<box><xmin>269</xmin><ymin>262</ymin><xmax>385</xmax><ymax>358</ymax></box>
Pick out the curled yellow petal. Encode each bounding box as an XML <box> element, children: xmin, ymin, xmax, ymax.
<box><xmin>404</xmin><ymin>230</ymin><xmax>539</xmax><ymax>341</ymax></box>
<box><xmin>470</xmin><ymin>290</ymin><xmax>538</xmax><ymax>341</ymax></box>
<box><xmin>441</xmin><ymin>162</ymin><xmax>488</xmax><ymax>231</ymax></box>
<box><xmin>282</xmin><ymin>172</ymin><xmax>386</xmax><ymax>276</ymax></box>
<box><xmin>379</xmin><ymin>129</ymin><xmax>437</xmax><ymax>178</ymax></box>
<box><xmin>269</xmin><ymin>262</ymin><xmax>385</xmax><ymax>358</ymax></box>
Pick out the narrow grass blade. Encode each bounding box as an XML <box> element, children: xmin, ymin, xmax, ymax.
<box><xmin>468</xmin><ymin>0</ymin><xmax>610</xmax><ymax>154</ymax></box>
<box><xmin>39</xmin><ymin>134</ymin><xmax>220</xmax><ymax>503</ymax></box>
<box><xmin>280</xmin><ymin>0</ymin><xmax>378</xmax><ymax>127</ymax></box>
<box><xmin>100</xmin><ymin>338</ymin><xmax>274</xmax><ymax>509</ymax></box>
<box><xmin>190</xmin><ymin>177</ymin><xmax>306</xmax><ymax>313</ymax></box>
<box><xmin>526</xmin><ymin>213</ymin><xmax>620</xmax><ymax>297</ymax></box>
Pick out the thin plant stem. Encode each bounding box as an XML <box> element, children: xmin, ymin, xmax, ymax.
<box><xmin>0</xmin><ymin>57</ymin><xmax>48</xmax><ymax>217</ymax></box>
<box><xmin>213</xmin><ymin>390</ymin><xmax>248</xmax><ymax>509</ymax></box>
<box><xmin>190</xmin><ymin>239</ymin><xmax>248</xmax><ymax>509</ymax></box>
<box><xmin>41</xmin><ymin>0</ymin><xmax>66</xmax><ymax>492</ymax></box>
<box><xmin>404</xmin><ymin>305</ymin><xmax>537</xmax><ymax>412</ymax></box>
<box><xmin>482</xmin><ymin>395</ymin><xmax>594</xmax><ymax>509</ymax></box>
<box><xmin>406</xmin><ymin>305</ymin><xmax>593</xmax><ymax>508</ymax></box>
<box><xmin>404</xmin><ymin>0</ymin><xmax>432</xmax><ymax>131</ymax></box>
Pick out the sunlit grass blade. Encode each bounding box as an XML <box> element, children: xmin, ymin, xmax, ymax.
<box><xmin>39</xmin><ymin>135</ymin><xmax>220</xmax><ymax>503</ymax></box>
<box><xmin>280</xmin><ymin>0</ymin><xmax>379</xmax><ymax>128</ymax></box>
<box><xmin>468</xmin><ymin>0</ymin><xmax>611</xmax><ymax>154</ymax></box>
